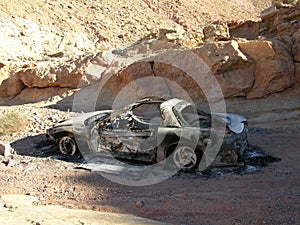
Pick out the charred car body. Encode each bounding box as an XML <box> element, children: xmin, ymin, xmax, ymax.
<box><xmin>47</xmin><ymin>98</ymin><xmax>248</xmax><ymax>171</ymax></box>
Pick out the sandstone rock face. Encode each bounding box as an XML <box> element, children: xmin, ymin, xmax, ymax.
<box><xmin>94</xmin><ymin>36</ymin><xmax>295</xmax><ymax>106</ymax></box>
<box><xmin>0</xmin><ymin>75</ymin><xmax>24</xmax><ymax>97</ymax></box>
<box><xmin>0</xmin><ymin>54</ymin><xmax>110</xmax><ymax>104</ymax></box>
<box><xmin>192</xmin><ymin>40</ymin><xmax>255</xmax><ymax>98</ymax></box>
<box><xmin>273</xmin><ymin>0</ymin><xmax>298</xmax><ymax>8</ymax></box>
<box><xmin>203</xmin><ymin>22</ymin><xmax>230</xmax><ymax>42</ymax></box>
<box><xmin>0</xmin><ymin>16</ymin><xmax>96</xmax><ymax>61</ymax></box>
<box><xmin>228</xmin><ymin>21</ymin><xmax>260</xmax><ymax>40</ymax></box>
<box><xmin>295</xmin><ymin>63</ymin><xmax>300</xmax><ymax>85</ymax></box>
<box><xmin>0</xmin><ymin>0</ymin><xmax>271</xmax><ymax>62</ymax></box>
<box><xmin>239</xmin><ymin>40</ymin><xmax>294</xmax><ymax>99</ymax></box>
<box><xmin>74</xmin><ymin>41</ymin><xmax>251</xmax><ymax>110</ymax></box>
<box><xmin>8</xmin><ymin>87</ymin><xmax>73</xmax><ymax>105</ymax></box>
<box><xmin>193</xmin><ymin>40</ymin><xmax>251</xmax><ymax>74</ymax></box>
<box><xmin>261</xmin><ymin>0</ymin><xmax>300</xmax><ymax>36</ymax></box>
<box><xmin>142</xmin><ymin>28</ymin><xmax>204</xmax><ymax>49</ymax></box>
<box><xmin>238</xmin><ymin>41</ymin><xmax>276</xmax><ymax>60</ymax></box>
<box><xmin>1</xmin><ymin>1</ymin><xmax>300</xmax><ymax>106</ymax></box>
<box><xmin>93</xmin><ymin>58</ymin><xmax>203</xmax><ymax>109</ymax></box>
<box><xmin>17</xmin><ymin>56</ymin><xmax>99</xmax><ymax>89</ymax></box>
<box><xmin>293</xmin><ymin>31</ymin><xmax>300</xmax><ymax>62</ymax></box>
<box><xmin>293</xmin><ymin>42</ymin><xmax>300</xmax><ymax>62</ymax></box>
<box><xmin>215</xmin><ymin>66</ymin><xmax>255</xmax><ymax>98</ymax></box>
<box><xmin>233</xmin><ymin>0</ymin><xmax>300</xmax><ymax>39</ymax></box>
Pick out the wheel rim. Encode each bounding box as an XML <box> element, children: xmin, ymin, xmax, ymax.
<box><xmin>59</xmin><ymin>137</ymin><xmax>76</xmax><ymax>156</ymax></box>
<box><xmin>173</xmin><ymin>146</ymin><xmax>197</xmax><ymax>170</ymax></box>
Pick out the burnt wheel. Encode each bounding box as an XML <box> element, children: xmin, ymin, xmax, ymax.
<box><xmin>172</xmin><ymin>144</ymin><xmax>202</xmax><ymax>172</ymax></box>
<box><xmin>58</xmin><ymin>136</ymin><xmax>77</xmax><ymax>156</ymax></box>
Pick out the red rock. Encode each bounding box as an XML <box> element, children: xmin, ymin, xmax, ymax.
<box><xmin>0</xmin><ymin>142</ymin><xmax>11</xmax><ymax>157</ymax></box>
<box><xmin>295</xmin><ymin>63</ymin><xmax>300</xmax><ymax>86</ymax></box>
<box><xmin>8</xmin><ymin>87</ymin><xmax>72</xmax><ymax>105</ymax></box>
<box><xmin>203</xmin><ymin>22</ymin><xmax>230</xmax><ymax>42</ymax></box>
<box><xmin>193</xmin><ymin>40</ymin><xmax>251</xmax><ymax>74</ymax></box>
<box><xmin>239</xmin><ymin>40</ymin><xmax>294</xmax><ymax>99</ymax></box>
<box><xmin>0</xmin><ymin>75</ymin><xmax>25</xmax><ymax>98</ymax></box>
<box><xmin>292</xmin><ymin>31</ymin><xmax>300</xmax><ymax>62</ymax></box>
<box><xmin>216</xmin><ymin>65</ymin><xmax>255</xmax><ymax>98</ymax></box>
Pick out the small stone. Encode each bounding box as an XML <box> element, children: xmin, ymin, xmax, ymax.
<box><xmin>0</xmin><ymin>142</ymin><xmax>12</xmax><ymax>157</ymax></box>
<box><xmin>4</xmin><ymin>203</ymin><xmax>14</xmax><ymax>209</ymax></box>
<box><xmin>5</xmin><ymin>158</ymin><xmax>14</xmax><ymax>167</ymax></box>
<box><xmin>135</xmin><ymin>200</ymin><xmax>144</xmax><ymax>208</ymax></box>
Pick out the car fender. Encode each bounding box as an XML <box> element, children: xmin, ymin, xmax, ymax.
<box><xmin>212</xmin><ymin>113</ymin><xmax>247</xmax><ymax>134</ymax></box>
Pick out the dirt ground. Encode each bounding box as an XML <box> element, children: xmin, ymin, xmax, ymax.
<box><xmin>0</xmin><ymin>105</ymin><xmax>299</xmax><ymax>225</ymax></box>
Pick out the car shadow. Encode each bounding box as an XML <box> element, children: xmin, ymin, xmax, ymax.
<box><xmin>10</xmin><ymin>134</ymin><xmax>83</xmax><ymax>163</ymax></box>
<box><xmin>10</xmin><ymin>132</ymin><xmax>281</xmax><ymax>179</ymax></box>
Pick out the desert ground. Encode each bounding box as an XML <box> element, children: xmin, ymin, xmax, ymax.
<box><xmin>0</xmin><ymin>91</ymin><xmax>299</xmax><ymax>225</ymax></box>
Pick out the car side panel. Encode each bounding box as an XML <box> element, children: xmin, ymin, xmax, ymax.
<box><xmin>98</xmin><ymin>129</ymin><xmax>157</xmax><ymax>163</ymax></box>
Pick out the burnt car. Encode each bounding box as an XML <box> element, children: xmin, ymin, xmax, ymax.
<box><xmin>47</xmin><ymin>98</ymin><xmax>248</xmax><ymax>172</ymax></box>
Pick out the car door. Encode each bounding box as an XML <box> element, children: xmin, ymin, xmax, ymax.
<box><xmin>97</xmin><ymin>111</ymin><xmax>158</xmax><ymax>163</ymax></box>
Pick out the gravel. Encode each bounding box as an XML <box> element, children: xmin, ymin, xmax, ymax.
<box><xmin>0</xmin><ymin>105</ymin><xmax>78</xmax><ymax>143</ymax></box>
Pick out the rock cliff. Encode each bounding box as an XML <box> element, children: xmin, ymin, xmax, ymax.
<box><xmin>0</xmin><ymin>0</ymin><xmax>299</xmax><ymax>107</ymax></box>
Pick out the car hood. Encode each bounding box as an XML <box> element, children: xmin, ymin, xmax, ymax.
<box><xmin>212</xmin><ymin>113</ymin><xmax>247</xmax><ymax>134</ymax></box>
<box><xmin>54</xmin><ymin>110</ymin><xmax>111</xmax><ymax>127</ymax></box>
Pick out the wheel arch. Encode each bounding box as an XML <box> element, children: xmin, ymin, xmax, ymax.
<box><xmin>51</xmin><ymin>131</ymin><xmax>75</xmax><ymax>143</ymax></box>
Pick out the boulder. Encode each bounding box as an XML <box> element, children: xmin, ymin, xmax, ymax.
<box><xmin>239</xmin><ymin>40</ymin><xmax>294</xmax><ymax>98</ymax></box>
<box><xmin>142</xmin><ymin>28</ymin><xmax>203</xmax><ymax>49</ymax></box>
<box><xmin>18</xmin><ymin>56</ymin><xmax>99</xmax><ymax>89</ymax></box>
<box><xmin>239</xmin><ymin>40</ymin><xmax>276</xmax><ymax>60</ymax></box>
<box><xmin>0</xmin><ymin>142</ymin><xmax>12</xmax><ymax>157</ymax></box>
<box><xmin>193</xmin><ymin>40</ymin><xmax>252</xmax><ymax>74</ymax></box>
<box><xmin>272</xmin><ymin>0</ymin><xmax>298</xmax><ymax>8</ymax></box>
<box><xmin>292</xmin><ymin>31</ymin><xmax>300</xmax><ymax>62</ymax></box>
<box><xmin>17</xmin><ymin>67</ymin><xmax>59</xmax><ymax>88</ymax></box>
<box><xmin>179</xmin><ymin>30</ymin><xmax>204</xmax><ymax>49</ymax></box>
<box><xmin>215</xmin><ymin>65</ymin><xmax>255</xmax><ymax>98</ymax></box>
<box><xmin>7</xmin><ymin>87</ymin><xmax>73</xmax><ymax>105</ymax></box>
<box><xmin>261</xmin><ymin>6</ymin><xmax>279</xmax><ymax>20</ymax></box>
<box><xmin>293</xmin><ymin>42</ymin><xmax>300</xmax><ymax>62</ymax></box>
<box><xmin>152</xmin><ymin>61</ymin><xmax>203</xmax><ymax>100</ymax></box>
<box><xmin>295</xmin><ymin>63</ymin><xmax>300</xmax><ymax>85</ymax></box>
<box><xmin>261</xmin><ymin>0</ymin><xmax>300</xmax><ymax>36</ymax></box>
<box><xmin>94</xmin><ymin>60</ymin><xmax>199</xmax><ymax>108</ymax></box>
<box><xmin>0</xmin><ymin>54</ymin><xmax>107</xmax><ymax>102</ymax></box>
<box><xmin>203</xmin><ymin>22</ymin><xmax>230</xmax><ymax>42</ymax></box>
<box><xmin>228</xmin><ymin>21</ymin><xmax>260</xmax><ymax>39</ymax></box>
<box><xmin>0</xmin><ymin>75</ymin><xmax>25</xmax><ymax>97</ymax></box>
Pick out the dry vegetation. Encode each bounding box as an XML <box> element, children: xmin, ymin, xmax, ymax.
<box><xmin>0</xmin><ymin>111</ymin><xmax>28</xmax><ymax>136</ymax></box>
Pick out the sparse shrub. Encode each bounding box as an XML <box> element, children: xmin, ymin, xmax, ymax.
<box><xmin>0</xmin><ymin>111</ymin><xmax>28</xmax><ymax>136</ymax></box>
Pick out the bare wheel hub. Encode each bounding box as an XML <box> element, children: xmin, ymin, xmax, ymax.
<box><xmin>173</xmin><ymin>146</ymin><xmax>197</xmax><ymax>170</ymax></box>
<box><xmin>59</xmin><ymin>136</ymin><xmax>76</xmax><ymax>156</ymax></box>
